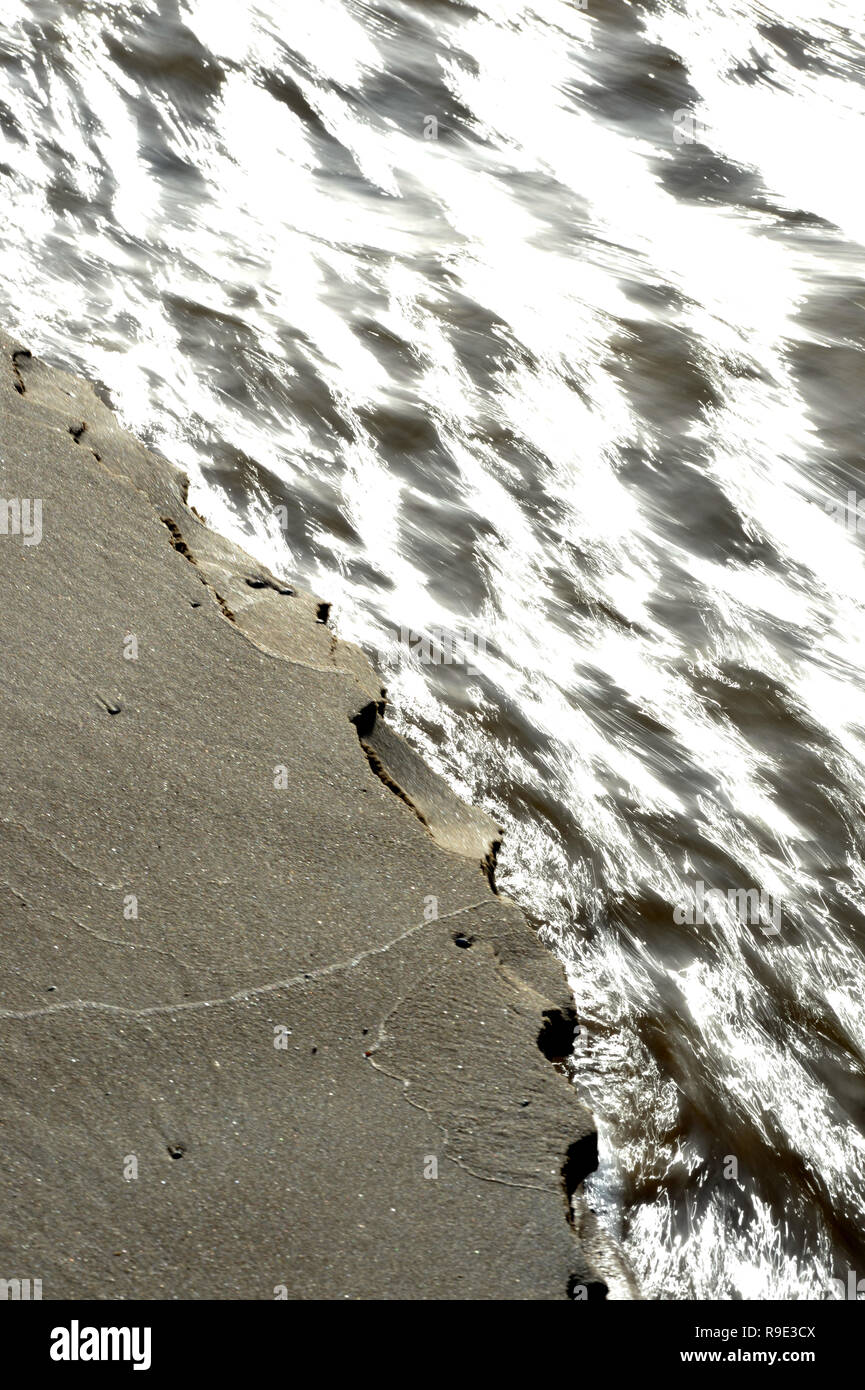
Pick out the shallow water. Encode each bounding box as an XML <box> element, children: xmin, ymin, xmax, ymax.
<box><xmin>1</xmin><ymin>0</ymin><xmax>864</xmax><ymax>1299</ymax></box>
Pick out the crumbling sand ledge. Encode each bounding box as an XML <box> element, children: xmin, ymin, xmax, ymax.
<box><xmin>0</xmin><ymin>331</ymin><xmax>632</xmax><ymax>1299</ymax></box>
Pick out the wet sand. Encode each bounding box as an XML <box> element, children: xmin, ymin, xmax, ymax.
<box><xmin>0</xmin><ymin>332</ymin><xmax>623</xmax><ymax>1299</ymax></box>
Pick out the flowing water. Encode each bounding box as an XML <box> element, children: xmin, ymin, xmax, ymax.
<box><xmin>1</xmin><ymin>0</ymin><xmax>864</xmax><ymax>1299</ymax></box>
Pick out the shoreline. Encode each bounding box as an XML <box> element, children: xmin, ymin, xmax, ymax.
<box><xmin>0</xmin><ymin>330</ymin><xmax>631</xmax><ymax>1299</ymax></box>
